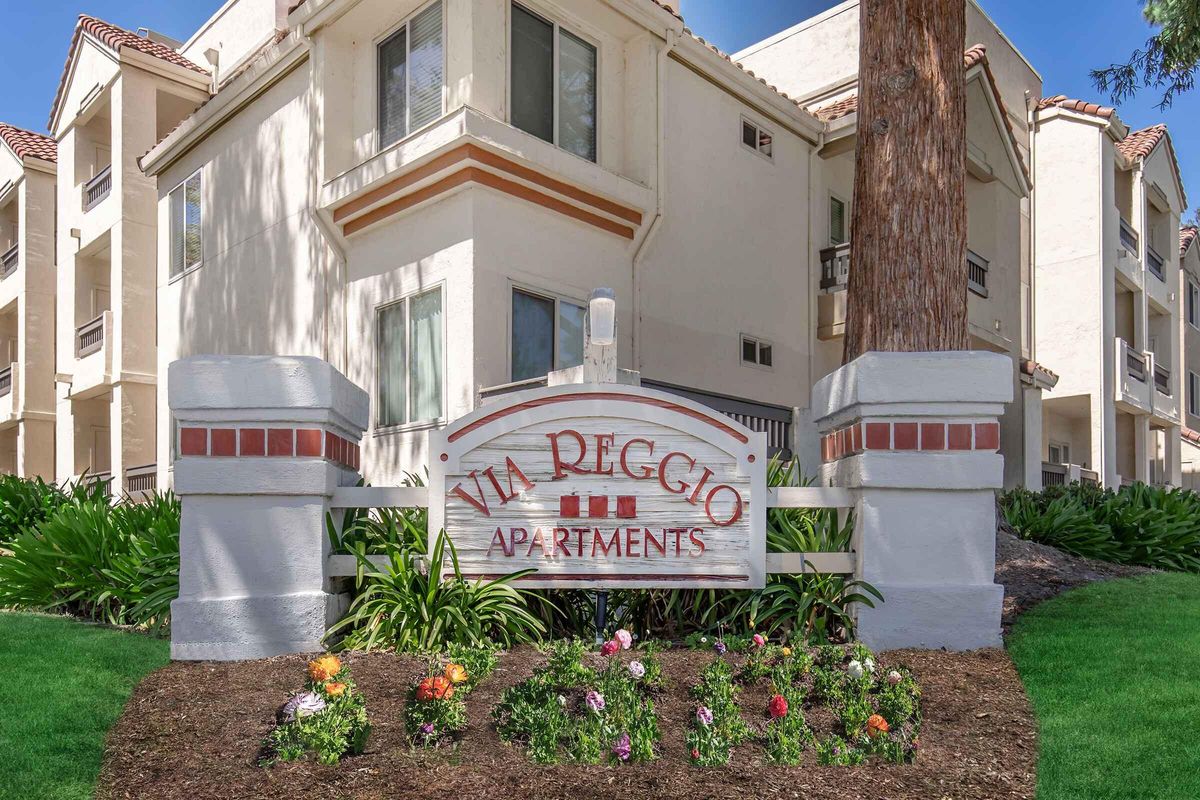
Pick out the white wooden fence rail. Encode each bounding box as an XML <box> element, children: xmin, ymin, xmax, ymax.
<box><xmin>326</xmin><ymin>485</ymin><xmax>857</xmax><ymax>578</ymax></box>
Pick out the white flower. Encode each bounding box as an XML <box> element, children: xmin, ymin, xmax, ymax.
<box><xmin>282</xmin><ymin>691</ymin><xmax>326</xmax><ymax>723</ymax></box>
<box><xmin>628</xmin><ymin>661</ymin><xmax>646</xmax><ymax>679</ymax></box>
<box><xmin>847</xmin><ymin>660</ymin><xmax>864</xmax><ymax>680</ymax></box>
<box><xmin>864</xmin><ymin>658</ymin><xmax>876</xmax><ymax>674</ymax></box>
<box><xmin>887</xmin><ymin>670</ymin><xmax>902</xmax><ymax>686</ymax></box>
<box><xmin>615</xmin><ymin>629</ymin><xmax>633</xmax><ymax>650</ymax></box>
<box><xmin>557</xmin><ymin>694</ymin><xmax>567</xmax><ymax>707</ymax></box>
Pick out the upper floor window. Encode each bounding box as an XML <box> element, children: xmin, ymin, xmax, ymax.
<box><xmin>1190</xmin><ymin>371</ymin><xmax>1200</xmax><ymax>418</ymax></box>
<box><xmin>510</xmin><ymin>4</ymin><xmax>597</xmax><ymax>162</ymax></box>
<box><xmin>377</xmin><ymin>286</ymin><xmax>444</xmax><ymax>428</ymax></box>
<box><xmin>378</xmin><ymin>0</ymin><xmax>444</xmax><ymax>150</ymax></box>
<box><xmin>741</xmin><ymin>118</ymin><xmax>773</xmax><ymax>160</ymax></box>
<box><xmin>741</xmin><ymin>334</ymin><xmax>773</xmax><ymax>368</ymax></box>
<box><xmin>829</xmin><ymin>195</ymin><xmax>847</xmax><ymax>245</ymax></box>
<box><xmin>169</xmin><ymin>171</ymin><xmax>202</xmax><ymax>279</ymax></box>
<box><xmin>511</xmin><ymin>287</ymin><xmax>585</xmax><ymax>381</ymax></box>
<box><xmin>1188</xmin><ymin>279</ymin><xmax>1200</xmax><ymax>329</ymax></box>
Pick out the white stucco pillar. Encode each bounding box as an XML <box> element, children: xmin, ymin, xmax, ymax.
<box><xmin>168</xmin><ymin>356</ymin><xmax>368</xmax><ymax>661</ymax></box>
<box><xmin>1022</xmin><ymin>385</ymin><xmax>1043</xmax><ymax>490</ymax></box>
<box><xmin>812</xmin><ymin>351</ymin><xmax>1011</xmax><ymax>651</ymax></box>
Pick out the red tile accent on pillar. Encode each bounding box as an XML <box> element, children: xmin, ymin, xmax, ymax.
<box><xmin>351</xmin><ymin>443</ymin><xmax>360</xmax><ymax>470</ymax></box>
<box><xmin>920</xmin><ymin>423</ymin><xmax>945</xmax><ymax>451</ymax></box>
<box><xmin>893</xmin><ymin>422</ymin><xmax>918</xmax><ymax>450</ymax></box>
<box><xmin>821</xmin><ymin>435</ymin><xmax>832</xmax><ymax>463</ymax></box>
<box><xmin>325</xmin><ymin>431</ymin><xmax>337</xmax><ymax>461</ymax></box>
<box><xmin>589</xmin><ymin>495</ymin><xmax>610</xmax><ymax>518</ymax></box>
<box><xmin>239</xmin><ymin>428</ymin><xmax>266</xmax><ymax>457</ymax></box>
<box><xmin>974</xmin><ymin>422</ymin><xmax>1000</xmax><ymax>450</ymax></box>
<box><xmin>210</xmin><ymin>428</ymin><xmax>236</xmax><ymax>457</ymax></box>
<box><xmin>180</xmin><ymin>428</ymin><xmax>208</xmax><ymax>457</ymax></box>
<box><xmin>560</xmin><ymin>495</ymin><xmax>581</xmax><ymax>518</ymax></box>
<box><xmin>865</xmin><ymin>422</ymin><xmax>890</xmax><ymax>450</ymax></box>
<box><xmin>267</xmin><ymin>428</ymin><xmax>294</xmax><ymax>457</ymax></box>
<box><xmin>851</xmin><ymin>423</ymin><xmax>862</xmax><ymax>454</ymax></box>
<box><xmin>948</xmin><ymin>423</ymin><xmax>973</xmax><ymax>450</ymax></box>
<box><xmin>296</xmin><ymin>429</ymin><xmax>322</xmax><ymax>457</ymax></box>
<box><xmin>616</xmin><ymin>496</ymin><xmax>637</xmax><ymax>518</ymax></box>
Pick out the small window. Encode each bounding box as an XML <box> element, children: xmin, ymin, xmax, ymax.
<box><xmin>511</xmin><ymin>287</ymin><xmax>586</xmax><ymax>381</ymax></box>
<box><xmin>377</xmin><ymin>286</ymin><xmax>444</xmax><ymax>428</ymax></box>
<box><xmin>740</xmin><ymin>334</ymin><xmax>773</xmax><ymax>368</ymax></box>
<box><xmin>511</xmin><ymin>4</ymin><xmax>597</xmax><ymax>162</ymax></box>
<box><xmin>741</xmin><ymin>119</ymin><xmax>773</xmax><ymax>160</ymax></box>
<box><xmin>168</xmin><ymin>171</ymin><xmax>202</xmax><ymax>279</ymax></box>
<box><xmin>1049</xmin><ymin>442</ymin><xmax>1070</xmax><ymax>465</ymax></box>
<box><xmin>1189</xmin><ymin>371</ymin><xmax>1200</xmax><ymax>417</ymax></box>
<box><xmin>1188</xmin><ymin>280</ymin><xmax>1200</xmax><ymax>329</ymax></box>
<box><xmin>378</xmin><ymin>1</ymin><xmax>445</xmax><ymax>150</ymax></box>
<box><xmin>830</xmin><ymin>196</ymin><xmax>847</xmax><ymax>245</ymax></box>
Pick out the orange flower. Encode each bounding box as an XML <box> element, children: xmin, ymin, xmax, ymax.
<box><xmin>308</xmin><ymin>655</ymin><xmax>342</xmax><ymax>682</ymax></box>
<box><xmin>324</xmin><ymin>682</ymin><xmax>348</xmax><ymax>697</ymax></box>
<box><xmin>416</xmin><ymin>676</ymin><xmax>455</xmax><ymax>702</ymax></box>
<box><xmin>867</xmin><ymin>714</ymin><xmax>890</xmax><ymax>738</ymax></box>
<box><xmin>444</xmin><ymin>663</ymin><xmax>469</xmax><ymax>685</ymax></box>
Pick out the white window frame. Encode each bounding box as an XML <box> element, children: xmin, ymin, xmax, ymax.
<box><xmin>829</xmin><ymin>193</ymin><xmax>848</xmax><ymax>246</ymax></box>
<box><xmin>167</xmin><ymin>169</ymin><xmax>203</xmax><ymax>283</ymax></box>
<box><xmin>1188</xmin><ymin>278</ymin><xmax>1200</xmax><ymax>330</ymax></box>
<box><xmin>740</xmin><ymin>117</ymin><xmax>774</xmax><ymax>161</ymax></box>
<box><xmin>373</xmin><ymin>283</ymin><xmax>447</xmax><ymax>434</ymax></box>
<box><xmin>1189</xmin><ymin>371</ymin><xmax>1200</xmax><ymax>418</ymax></box>
<box><xmin>1049</xmin><ymin>441</ymin><xmax>1071</xmax><ymax>466</ymax></box>
<box><xmin>374</xmin><ymin>0</ymin><xmax>448</xmax><ymax>154</ymax></box>
<box><xmin>740</xmin><ymin>333</ymin><xmax>774</xmax><ymax>370</ymax></box>
<box><xmin>508</xmin><ymin>283</ymin><xmax>587</xmax><ymax>382</ymax></box>
<box><xmin>507</xmin><ymin>2</ymin><xmax>602</xmax><ymax>163</ymax></box>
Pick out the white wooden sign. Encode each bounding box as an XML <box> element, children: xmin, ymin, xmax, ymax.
<box><xmin>429</xmin><ymin>384</ymin><xmax>767</xmax><ymax>589</ymax></box>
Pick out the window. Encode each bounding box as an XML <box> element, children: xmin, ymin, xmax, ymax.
<box><xmin>740</xmin><ymin>334</ymin><xmax>773</xmax><ymax>368</ymax></box>
<box><xmin>511</xmin><ymin>4</ymin><xmax>597</xmax><ymax>162</ymax></box>
<box><xmin>829</xmin><ymin>196</ymin><xmax>847</xmax><ymax>245</ymax></box>
<box><xmin>168</xmin><ymin>171</ymin><xmax>202</xmax><ymax>279</ymax></box>
<box><xmin>377</xmin><ymin>286</ymin><xmax>444</xmax><ymax>428</ymax></box>
<box><xmin>1190</xmin><ymin>371</ymin><xmax>1200</xmax><ymax>417</ymax></box>
<box><xmin>1188</xmin><ymin>279</ymin><xmax>1200</xmax><ymax>329</ymax></box>
<box><xmin>378</xmin><ymin>1</ymin><xmax>444</xmax><ymax>150</ymax></box>
<box><xmin>511</xmin><ymin>288</ymin><xmax>585</xmax><ymax>381</ymax></box>
<box><xmin>1048</xmin><ymin>442</ymin><xmax>1070</xmax><ymax>465</ymax></box>
<box><xmin>741</xmin><ymin>118</ymin><xmax>773</xmax><ymax>159</ymax></box>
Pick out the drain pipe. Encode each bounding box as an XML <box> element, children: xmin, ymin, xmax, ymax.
<box><xmin>631</xmin><ymin>28</ymin><xmax>678</xmax><ymax>373</ymax></box>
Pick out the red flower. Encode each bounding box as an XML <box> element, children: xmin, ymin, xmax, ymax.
<box><xmin>415</xmin><ymin>676</ymin><xmax>454</xmax><ymax>702</ymax></box>
<box><xmin>768</xmin><ymin>694</ymin><xmax>788</xmax><ymax>719</ymax></box>
<box><xmin>600</xmin><ymin>640</ymin><xmax>620</xmax><ymax>657</ymax></box>
<box><xmin>691</xmin><ymin>748</ymin><xmax>700</xmax><ymax>761</ymax></box>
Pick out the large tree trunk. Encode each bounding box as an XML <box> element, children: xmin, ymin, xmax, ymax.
<box><xmin>843</xmin><ymin>0</ymin><xmax>969</xmax><ymax>363</ymax></box>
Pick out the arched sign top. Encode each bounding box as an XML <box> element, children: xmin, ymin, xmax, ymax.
<box><xmin>429</xmin><ymin>382</ymin><xmax>767</xmax><ymax>590</ymax></box>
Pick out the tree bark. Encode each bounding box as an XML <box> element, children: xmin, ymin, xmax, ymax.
<box><xmin>843</xmin><ymin>0</ymin><xmax>969</xmax><ymax>363</ymax></box>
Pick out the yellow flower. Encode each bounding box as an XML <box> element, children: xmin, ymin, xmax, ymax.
<box><xmin>308</xmin><ymin>655</ymin><xmax>342</xmax><ymax>682</ymax></box>
<box><xmin>781</xmin><ymin>647</ymin><xmax>793</xmax><ymax>657</ymax></box>
<box><xmin>324</xmin><ymin>681</ymin><xmax>348</xmax><ymax>697</ymax></box>
<box><xmin>444</xmin><ymin>663</ymin><xmax>469</xmax><ymax>685</ymax></box>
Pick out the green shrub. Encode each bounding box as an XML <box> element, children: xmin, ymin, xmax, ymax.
<box><xmin>0</xmin><ymin>474</ymin><xmax>108</xmax><ymax>546</ymax></box>
<box><xmin>260</xmin><ymin>655</ymin><xmax>370</xmax><ymax>766</ymax></box>
<box><xmin>0</xmin><ymin>491</ymin><xmax>180</xmax><ymax>631</ymax></box>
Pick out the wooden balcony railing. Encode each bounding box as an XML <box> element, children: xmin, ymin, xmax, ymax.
<box><xmin>1146</xmin><ymin>244</ymin><xmax>1165</xmax><ymax>281</ymax></box>
<box><xmin>1124</xmin><ymin>340</ymin><xmax>1147</xmax><ymax>382</ymax></box>
<box><xmin>125</xmin><ymin>463</ymin><xmax>157</xmax><ymax>496</ymax></box>
<box><xmin>819</xmin><ymin>242</ymin><xmax>851</xmax><ymax>290</ymax></box>
<box><xmin>1155</xmin><ymin>362</ymin><xmax>1171</xmax><ymax>396</ymax></box>
<box><xmin>1042</xmin><ymin>462</ymin><xmax>1067</xmax><ymax>487</ymax></box>
<box><xmin>82</xmin><ymin>165</ymin><xmax>112</xmax><ymax>212</ymax></box>
<box><xmin>76</xmin><ymin>314</ymin><xmax>105</xmax><ymax>358</ymax></box>
<box><xmin>0</xmin><ymin>366</ymin><xmax>13</xmax><ymax>398</ymax></box>
<box><xmin>1119</xmin><ymin>216</ymin><xmax>1139</xmax><ymax>254</ymax></box>
<box><xmin>0</xmin><ymin>243</ymin><xmax>16</xmax><ymax>278</ymax></box>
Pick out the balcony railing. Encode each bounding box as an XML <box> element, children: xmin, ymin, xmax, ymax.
<box><xmin>967</xmin><ymin>249</ymin><xmax>989</xmax><ymax>298</ymax></box>
<box><xmin>1124</xmin><ymin>341</ymin><xmax>1147</xmax><ymax>382</ymax></box>
<box><xmin>1119</xmin><ymin>216</ymin><xmax>1139</xmax><ymax>254</ymax></box>
<box><xmin>1042</xmin><ymin>462</ymin><xmax>1100</xmax><ymax>488</ymax></box>
<box><xmin>1154</xmin><ymin>362</ymin><xmax>1171</xmax><ymax>396</ymax></box>
<box><xmin>0</xmin><ymin>366</ymin><xmax>12</xmax><ymax>399</ymax></box>
<box><xmin>76</xmin><ymin>314</ymin><xmax>105</xmax><ymax>358</ymax></box>
<box><xmin>82</xmin><ymin>165</ymin><xmax>112</xmax><ymax>212</ymax></box>
<box><xmin>0</xmin><ymin>243</ymin><xmax>16</xmax><ymax>278</ymax></box>
<box><xmin>819</xmin><ymin>242</ymin><xmax>851</xmax><ymax>290</ymax></box>
<box><xmin>1146</xmin><ymin>244</ymin><xmax>1165</xmax><ymax>281</ymax></box>
<box><xmin>126</xmin><ymin>463</ymin><xmax>157</xmax><ymax>497</ymax></box>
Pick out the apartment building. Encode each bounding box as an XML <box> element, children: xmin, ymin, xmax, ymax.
<box><xmin>0</xmin><ymin>125</ymin><xmax>58</xmax><ymax>479</ymax></box>
<box><xmin>140</xmin><ymin>0</ymin><xmax>823</xmax><ymax>486</ymax></box>
<box><xmin>1034</xmin><ymin>98</ymin><xmax>1187</xmax><ymax>488</ymax></box>
<box><xmin>1180</xmin><ymin>226</ymin><xmax>1200</xmax><ymax>489</ymax></box>
<box><xmin>47</xmin><ymin>16</ymin><xmax>212</xmax><ymax>491</ymax></box>
<box><xmin>733</xmin><ymin>0</ymin><xmax>1046</xmax><ymax>488</ymax></box>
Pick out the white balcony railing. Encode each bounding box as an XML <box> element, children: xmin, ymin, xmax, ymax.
<box><xmin>0</xmin><ymin>243</ymin><xmax>16</xmax><ymax>278</ymax></box>
<box><xmin>0</xmin><ymin>366</ymin><xmax>13</xmax><ymax>398</ymax></box>
<box><xmin>76</xmin><ymin>314</ymin><xmax>106</xmax><ymax>358</ymax></box>
<box><xmin>82</xmin><ymin>165</ymin><xmax>112</xmax><ymax>212</ymax></box>
<box><xmin>1147</xmin><ymin>244</ymin><xmax>1165</xmax><ymax>282</ymax></box>
<box><xmin>1119</xmin><ymin>216</ymin><xmax>1139</xmax><ymax>255</ymax></box>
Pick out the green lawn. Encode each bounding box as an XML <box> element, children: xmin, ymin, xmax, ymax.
<box><xmin>1009</xmin><ymin>573</ymin><xmax>1200</xmax><ymax>800</ymax></box>
<box><xmin>0</xmin><ymin>612</ymin><xmax>169</xmax><ymax>800</ymax></box>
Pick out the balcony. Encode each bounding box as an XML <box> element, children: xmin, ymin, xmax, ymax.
<box><xmin>1146</xmin><ymin>244</ymin><xmax>1165</xmax><ymax>282</ymax></box>
<box><xmin>0</xmin><ymin>362</ymin><xmax>15</xmax><ymax>423</ymax></box>
<box><xmin>70</xmin><ymin>310</ymin><xmax>114</xmax><ymax>399</ymax></box>
<box><xmin>125</xmin><ymin>463</ymin><xmax>157</xmax><ymax>500</ymax></box>
<box><xmin>967</xmin><ymin>249</ymin><xmax>989</xmax><ymax>298</ymax></box>
<box><xmin>1151</xmin><ymin>358</ymin><xmax>1181</xmax><ymax>425</ymax></box>
<box><xmin>82</xmin><ymin>165</ymin><xmax>112</xmax><ymax>213</ymax></box>
<box><xmin>76</xmin><ymin>314</ymin><xmax>105</xmax><ymax>358</ymax></box>
<box><xmin>1119</xmin><ymin>216</ymin><xmax>1139</xmax><ymax>255</ymax></box>
<box><xmin>1042</xmin><ymin>462</ymin><xmax>1100</xmax><ymax>488</ymax></box>
<box><xmin>1115</xmin><ymin>338</ymin><xmax>1151</xmax><ymax>414</ymax></box>
<box><xmin>820</xmin><ymin>243</ymin><xmax>851</xmax><ymax>291</ymax></box>
<box><xmin>0</xmin><ymin>244</ymin><xmax>16</xmax><ymax>279</ymax></box>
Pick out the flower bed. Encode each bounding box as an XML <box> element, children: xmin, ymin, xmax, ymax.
<box><xmin>260</xmin><ymin>655</ymin><xmax>370</xmax><ymax>765</ymax></box>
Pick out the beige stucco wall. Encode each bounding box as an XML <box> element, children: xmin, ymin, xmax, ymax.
<box><xmin>180</xmin><ymin>0</ymin><xmax>285</xmax><ymax>77</ymax></box>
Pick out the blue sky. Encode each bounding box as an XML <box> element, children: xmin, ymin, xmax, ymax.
<box><xmin>1</xmin><ymin>0</ymin><xmax>1195</xmax><ymax>211</ymax></box>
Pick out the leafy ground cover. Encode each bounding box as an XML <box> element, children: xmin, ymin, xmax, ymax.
<box><xmin>0</xmin><ymin>613</ymin><xmax>169</xmax><ymax>800</ymax></box>
<box><xmin>1008</xmin><ymin>573</ymin><xmax>1200</xmax><ymax>800</ymax></box>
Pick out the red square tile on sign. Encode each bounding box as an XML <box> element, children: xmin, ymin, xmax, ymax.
<box><xmin>865</xmin><ymin>422</ymin><xmax>890</xmax><ymax>450</ymax></box>
<box><xmin>240</xmin><ymin>428</ymin><xmax>266</xmax><ymax>456</ymax></box>
<box><xmin>180</xmin><ymin>428</ymin><xmax>208</xmax><ymax>456</ymax></box>
<box><xmin>948</xmin><ymin>424</ymin><xmax>973</xmax><ymax>450</ymax></box>
<box><xmin>589</xmin><ymin>495</ymin><xmax>610</xmax><ymax>518</ymax></box>
<box><xmin>920</xmin><ymin>423</ymin><xmax>945</xmax><ymax>450</ymax></box>
<box><xmin>893</xmin><ymin>422</ymin><xmax>918</xmax><ymax>450</ymax></box>
<box><xmin>210</xmin><ymin>428</ymin><xmax>236</xmax><ymax>457</ymax></box>
<box><xmin>560</xmin><ymin>495</ymin><xmax>581</xmax><ymax>518</ymax></box>
<box><xmin>975</xmin><ymin>422</ymin><xmax>1000</xmax><ymax>451</ymax></box>
<box><xmin>267</xmin><ymin>428</ymin><xmax>294</xmax><ymax>457</ymax></box>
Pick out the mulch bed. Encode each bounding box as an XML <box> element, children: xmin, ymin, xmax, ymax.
<box><xmin>96</xmin><ymin>645</ymin><xmax>1036</xmax><ymax>800</ymax></box>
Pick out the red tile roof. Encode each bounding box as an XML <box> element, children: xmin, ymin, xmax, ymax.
<box><xmin>1035</xmin><ymin>95</ymin><xmax>1116</xmax><ymax>119</ymax></box>
<box><xmin>1184</xmin><ymin>427</ymin><xmax>1200</xmax><ymax>446</ymax></box>
<box><xmin>1182</xmin><ymin>226</ymin><xmax>1198</xmax><ymax>256</ymax></box>
<box><xmin>0</xmin><ymin>123</ymin><xmax>57</xmax><ymax>163</ymax></box>
<box><xmin>1115</xmin><ymin>123</ymin><xmax>1167</xmax><ymax>160</ymax></box>
<box><xmin>49</xmin><ymin>15</ymin><xmax>208</xmax><ymax>129</ymax></box>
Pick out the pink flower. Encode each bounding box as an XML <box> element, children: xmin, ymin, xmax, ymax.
<box><xmin>612</xmin><ymin>732</ymin><xmax>631</xmax><ymax>762</ymax></box>
<box><xmin>691</xmin><ymin>747</ymin><xmax>700</xmax><ymax>761</ymax></box>
<box><xmin>586</xmin><ymin>690</ymin><xmax>606</xmax><ymax>713</ymax></box>
<box><xmin>614</xmin><ymin>629</ymin><xmax>633</xmax><ymax>650</ymax></box>
<box><xmin>600</xmin><ymin>640</ymin><xmax>620</xmax><ymax>657</ymax></box>
<box><xmin>695</xmin><ymin>706</ymin><xmax>714</xmax><ymax>726</ymax></box>
<box><xmin>768</xmin><ymin>694</ymin><xmax>788</xmax><ymax>719</ymax></box>
<box><xmin>752</xmin><ymin>633</ymin><xmax>766</xmax><ymax>648</ymax></box>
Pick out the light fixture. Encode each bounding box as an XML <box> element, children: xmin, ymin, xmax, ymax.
<box><xmin>587</xmin><ymin>288</ymin><xmax>616</xmax><ymax>346</ymax></box>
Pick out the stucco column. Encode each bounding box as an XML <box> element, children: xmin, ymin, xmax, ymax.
<box><xmin>168</xmin><ymin>355</ymin><xmax>368</xmax><ymax>661</ymax></box>
<box><xmin>812</xmin><ymin>351</ymin><xmax>1011</xmax><ymax>651</ymax></box>
<box><xmin>1021</xmin><ymin>385</ymin><xmax>1043</xmax><ymax>490</ymax></box>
